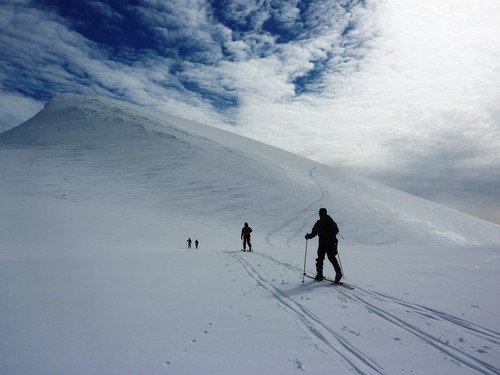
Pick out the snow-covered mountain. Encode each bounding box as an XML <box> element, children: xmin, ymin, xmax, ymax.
<box><xmin>2</xmin><ymin>93</ymin><xmax>499</xmax><ymax>248</ymax></box>
<box><xmin>1</xmin><ymin>94</ymin><xmax>499</xmax><ymax>374</ymax></box>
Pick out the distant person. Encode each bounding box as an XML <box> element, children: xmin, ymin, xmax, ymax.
<box><xmin>195</xmin><ymin>239</ymin><xmax>199</xmax><ymax>249</ymax></box>
<box><xmin>305</xmin><ymin>208</ymin><xmax>342</xmax><ymax>283</ymax></box>
<box><xmin>187</xmin><ymin>238</ymin><xmax>192</xmax><ymax>249</ymax></box>
<box><xmin>241</xmin><ymin>222</ymin><xmax>253</xmax><ymax>252</ymax></box>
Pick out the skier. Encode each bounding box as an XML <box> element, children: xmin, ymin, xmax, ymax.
<box><xmin>241</xmin><ymin>222</ymin><xmax>252</xmax><ymax>252</ymax></box>
<box><xmin>187</xmin><ymin>238</ymin><xmax>192</xmax><ymax>249</ymax></box>
<box><xmin>305</xmin><ymin>208</ymin><xmax>342</xmax><ymax>283</ymax></box>
<box><xmin>195</xmin><ymin>239</ymin><xmax>199</xmax><ymax>249</ymax></box>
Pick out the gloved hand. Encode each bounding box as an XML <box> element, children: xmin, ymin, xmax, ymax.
<box><xmin>305</xmin><ymin>233</ymin><xmax>310</xmax><ymax>240</ymax></box>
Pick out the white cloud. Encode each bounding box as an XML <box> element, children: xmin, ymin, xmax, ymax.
<box><xmin>0</xmin><ymin>0</ymin><xmax>228</xmax><ymax>128</ymax></box>
<box><xmin>88</xmin><ymin>1</ymin><xmax>125</xmax><ymax>21</ymax></box>
<box><xmin>229</xmin><ymin>0</ymin><xmax>500</xmax><ymax>168</ymax></box>
<box><xmin>0</xmin><ymin>92</ymin><xmax>43</xmax><ymax>131</ymax></box>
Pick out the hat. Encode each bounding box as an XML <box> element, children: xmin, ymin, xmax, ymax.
<box><xmin>319</xmin><ymin>208</ymin><xmax>327</xmax><ymax>216</ymax></box>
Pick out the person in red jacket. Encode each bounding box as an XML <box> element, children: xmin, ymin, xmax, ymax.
<box><xmin>241</xmin><ymin>222</ymin><xmax>253</xmax><ymax>252</ymax></box>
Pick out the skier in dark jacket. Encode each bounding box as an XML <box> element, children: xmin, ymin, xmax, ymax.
<box><xmin>241</xmin><ymin>222</ymin><xmax>252</xmax><ymax>252</ymax></box>
<box><xmin>305</xmin><ymin>208</ymin><xmax>342</xmax><ymax>283</ymax></box>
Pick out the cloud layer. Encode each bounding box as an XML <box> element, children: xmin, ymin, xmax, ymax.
<box><xmin>1</xmin><ymin>0</ymin><xmax>500</xmax><ymax>223</ymax></box>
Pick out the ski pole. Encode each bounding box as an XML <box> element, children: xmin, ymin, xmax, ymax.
<box><xmin>337</xmin><ymin>249</ymin><xmax>345</xmax><ymax>279</ymax></box>
<box><xmin>336</xmin><ymin>237</ymin><xmax>345</xmax><ymax>278</ymax></box>
<box><xmin>302</xmin><ymin>239</ymin><xmax>308</xmax><ymax>283</ymax></box>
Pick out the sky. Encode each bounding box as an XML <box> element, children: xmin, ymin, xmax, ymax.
<box><xmin>1</xmin><ymin>0</ymin><xmax>500</xmax><ymax>224</ymax></box>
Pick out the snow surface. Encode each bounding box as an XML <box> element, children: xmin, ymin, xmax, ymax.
<box><xmin>1</xmin><ymin>93</ymin><xmax>500</xmax><ymax>374</ymax></box>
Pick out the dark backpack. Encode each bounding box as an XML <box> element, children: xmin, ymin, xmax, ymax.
<box><xmin>318</xmin><ymin>215</ymin><xmax>338</xmax><ymax>238</ymax></box>
<box><xmin>331</xmin><ymin>219</ymin><xmax>339</xmax><ymax>235</ymax></box>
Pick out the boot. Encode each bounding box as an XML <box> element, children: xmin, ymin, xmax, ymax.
<box><xmin>315</xmin><ymin>263</ymin><xmax>323</xmax><ymax>281</ymax></box>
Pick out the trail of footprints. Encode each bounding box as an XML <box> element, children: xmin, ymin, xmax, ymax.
<box><xmin>164</xmin><ymin>322</ymin><xmax>214</xmax><ymax>366</ymax></box>
<box><xmin>191</xmin><ymin>322</ymin><xmax>212</xmax><ymax>343</ymax></box>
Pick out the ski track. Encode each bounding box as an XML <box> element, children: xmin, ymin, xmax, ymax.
<box><xmin>265</xmin><ymin>167</ymin><xmax>330</xmax><ymax>248</ymax></box>
<box><xmin>362</xmin><ymin>290</ymin><xmax>500</xmax><ymax>346</ymax></box>
<box><xmin>233</xmin><ymin>251</ymin><xmax>500</xmax><ymax>375</ymax></box>
<box><xmin>227</xmin><ymin>251</ymin><xmax>385</xmax><ymax>375</ymax></box>
<box><xmin>337</xmin><ymin>289</ymin><xmax>500</xmax><ymax>375</ymax></box>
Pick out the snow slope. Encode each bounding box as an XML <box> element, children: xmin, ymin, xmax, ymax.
<box><xmin>1</xmin><ymin>94</ymin><xmax>499</xmax><ymax>374</ymax></box>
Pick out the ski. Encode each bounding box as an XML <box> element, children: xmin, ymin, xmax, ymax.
<box><xmin>303</xmin><ymin>274</ymin><xmax>355</xmax><ymax>289</ymax></box>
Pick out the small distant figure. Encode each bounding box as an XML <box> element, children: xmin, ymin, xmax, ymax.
<box><xmin>195</xmin><ymin>239</ymin><xmax>199</xmax><ymax>249</ymax></box>
<box><xmin>305</xmin><ymin>208</ymin><xmax>342</xmax><ymax>283</ymax></box>
<box><xmin>187</xmin><ymin>238</ymin><xmax>192</xmax><ymax>249</ymax></box>
<box><xmin>241</xmin><ymin>222</ymin><xmax>252</xmax><ymax>252</ymax></box>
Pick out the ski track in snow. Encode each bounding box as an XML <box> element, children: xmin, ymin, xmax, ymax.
<box><xmin>229</xmin><ymin>251</ymin><xmax>500</xmax><ymax>375</ymax></box>
<box><xmin>265</xmin><ymin>167</ymin><xmax>330</xmax><ymax>248</ymax></box>
<box><xmin>340</xmin><ymin>289</ymin><xmax>500</xmax><ymax>375</ymax></box>
<box><xmin>227</xmin><ymin>251</ymin><xmax>385</xmax><ymax>375</ymax></box>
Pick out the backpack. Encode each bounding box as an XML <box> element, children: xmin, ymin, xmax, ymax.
<box><xmin>331</xmin><ymin>218</ymin><xmax>339</xmax><ymax>235</ymax></box>
<box><xmin>318</xmin><ymin>215</ymin><xmax>338</xmax><ymax>238</ymax></box>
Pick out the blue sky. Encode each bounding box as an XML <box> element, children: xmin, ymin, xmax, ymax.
<box><xmin>1</xmin><ymin>0</ymin><xmax>500</xmax><ymax>224</ymax></box>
